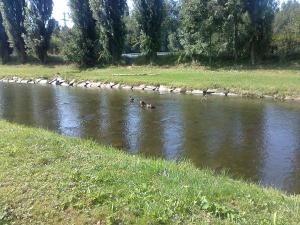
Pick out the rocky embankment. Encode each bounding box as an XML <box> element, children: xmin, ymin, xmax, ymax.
<box><xmin>1</xmin><ymin>76</ymin><xmax>300</xmax><ymax>101</ymax></box>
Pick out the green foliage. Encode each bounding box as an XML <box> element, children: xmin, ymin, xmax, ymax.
<box><xmin>66</xmin><ymin>0</ymin><xmax>98</xmax><ymax>67</ymax></box>
<box><xmin>245</xmin><ymin>0</ymin><xmax>278</xmax><ymax>64</ymax></box>
<box><xmin>161</xmin><ymin>0</ymin><xmax>182</xmax><ymax>52</ymax></box>
<box><xmin>124</xmin><ymin>12</ymin><xmax>141</xmax><ymax>53</ymax></box>
<box><xmin>0</xmin><ymin>0</ymin><xmax>27</xmax><ymax>63</ymax></box>
<box><xmin>0</xmin><ymin>11</ymin><xmax>11</xmax><ymax>64</ymax></box>
<box><xmin>89</xmin><ymin>0</ymin><xmax>127</xmax><ymax>63</ymax></box>
<box><xmin>134</xmin><ymin>0</ymin><xmax>165</xmax><ymax>62</ymax></box>
<box><xmin>24</xmin><ymin>0</ymin><xmax>55</xmax><ymax>63</ymax></box>
<box><xmin>273</xmin><ymin>0</ymin><xmax>300</xmax><ymax>59</ymax></box>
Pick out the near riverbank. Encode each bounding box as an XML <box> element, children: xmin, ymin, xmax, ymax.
<box><xmin>0</xmin><ymin>121</ymin><xmax>300</xmax><ymax>224</ymax></box>
<box><xmin>0</xmin><ymin>64</ymin><xmax>300</xmax><ymax>99</ymax></box>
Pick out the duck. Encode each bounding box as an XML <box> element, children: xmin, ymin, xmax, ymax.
<box><xmin>146</xmin><ymin>103</ymin><xmax>155</xmax><ymax>109</ymax></box>
<box><xmin>139</xmin><ymin>100</ymin><xmax>146</xmax><ymax>107</ymax></box>
<box><xmin>129</xmin><ymin>96</ymin><xmax>134</xmax><ymax>102</ymax></box>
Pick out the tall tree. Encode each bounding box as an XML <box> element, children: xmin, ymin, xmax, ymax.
<box><xmin>273</xmin><ymin>0</ymin><xmax>300</xmax><ymax>58</ymax></box>
<box><xmin>0</xmin><ymin>11</ymin><xmax>11</xmax><ymax>64</ymax></box>
<box><xmin>66</xmin><ymin>0</ymin><xmax>97</xmax><ymax>66</ymax></box>
<box><xmin>244</xmin><ymin>0</ymin><xmax>277</xmax><ymax>65</ymax></box>
<box><xmin>25</xmin><ymin>0</ymin><xmax>55</xmax><ymax>63</ymax></box>
<box><xmin>180</xmin><ymin>0</ymin><xmax>223</xmax><ymax>64</ymax></box>
<box><xmin>89</xmin><ymin>0</ymin><xmax>127</xmax><ymax>63</ymax></box>
<box><xmin>0</xmin><ymin>0</ymin><xmax>27</xmax><ymax>63</ymax></box>
<box><xmin>134</xmin><ymin>0</ymin><xmax>165</xmax><ymax>61</ymax></box>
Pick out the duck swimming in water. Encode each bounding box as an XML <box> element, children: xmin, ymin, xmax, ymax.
<box><xmin>129</xmin><ymin>96</ymin><xmax>134</xmax><ymax>102</ymax></box>
<box><xmin>146</xmin><ymin>103</ymin><xmax>155</xmax><ymax>109</ymax></box>
<box><xmin>139</xmin><ymin>100</ymin><xmax>146</xmax><ymax>107</ymax></box>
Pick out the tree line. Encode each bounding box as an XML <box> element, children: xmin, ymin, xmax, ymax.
<box><xmin>0</xmin><ymin>0</ymin><xmax>299</xmax><ymax>66</ymax></box>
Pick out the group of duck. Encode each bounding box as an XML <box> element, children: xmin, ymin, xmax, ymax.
<box><xmin>129</xmin><ymin>96</ymin><xmax>155</xmax><ymax>109</ymax></box>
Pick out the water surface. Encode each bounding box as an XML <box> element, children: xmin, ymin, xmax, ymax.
<box><xmin>1</xmin><ymin>83</ymin><xmax>300</xmax><ymax>193</ymax></box>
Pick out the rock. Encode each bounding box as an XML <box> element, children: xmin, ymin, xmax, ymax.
<box><xmin>132</xmin><ymin>85</ymin><xmax>146</xmax><ymax>90</ymax></box>
<box><xmin>158</xmin><ymin>85</ymin><xmax>171</xmax><ymax>92</ymax></box>
<box><xmin>28</xmin><ymin>80</ymin><xmax>35</xmax><ymax>84</ymax></box>
<box><xmin>90</xmin><ymin>82</ymin><xmax>101</xmax><ymax>88</ymax></box>
<box><xmin>191</xmin><ymin>90</ymin><xmax>203</xmax><ymax>95</ymax></box>
<box><xmin>35</xmin><ymin>78</ymin><xmax>42</xmax><ymax>83</ymax></box>
<box><xmin>263</xmin><ymin>95</ymin><xmax>273</xmax><ymax>99</ymax></box>
<box><xmin>227</xmin><ymin>93</ymin><xmax>239</xmax><ymax>97</ymax></box>
<box><xmin>20</xmin><ymin>80</ymin><xmax>28</xmax><ymax>84</ymax></box>
<box><xmin>69</xmin><ymin>79</ymin><xmax>76</xmax><ymax>86</ymax></box>
<box><xmin>112</xmin><ymin>83</ymin><xmax>121</xmax><ymax>89</ymax></box>
<box><xmin>8</xmin><ymin>79</ymin><xmax>15</xmax><ymax>83</ymax></box>
<box><xmin>109</xmin><ymin>82</ymin><xmax>116</xmax><ymax>88</ymax></box>
<box><xmin>144</xmin><ymin>85</ymin><xmax>157</xmax><ymax>91</ymax></box>
<box><xmin>211</xmin><ymin>92</ymin><xmax>226</xmax><ymax>96</ymax></box>
<box><xmin>49</xmin><ymin>78</ymin><xmax>57</xmax><ymax>84</ymax></box>
<box><xmin>121</xmin><ymin>85</ymin><xmax>133</xmax><ymax>90</ymax></box>
<box><xmin>77</xmin><ymin>82</ymin><xmax>86</xmax><ymax>88</ymax></box>
<box><xmin>61</xmin><ymin>82</ymin><xmax>69</xmax><ymax>86</ymax></box>
<box><xmin>173</xmin><ymin>88</ymin><xmax>186</xmax><ymax>93</ymax></box>
<box><xmin>206</xmin><ymin>89</ymin><xmax>217</xmax><ymax>94</ymax></box>
<box><xmin>39</xmin><ymin>79</ymin><xmax>48</xmax><ymax>85</ymax></box>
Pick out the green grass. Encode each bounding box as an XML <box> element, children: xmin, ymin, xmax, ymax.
<box><xmin>0</xmin><ymin>120</ymin><xmax>300</xmax><ymax>224</ymax></box>
<box><xmin>0</xmin><ymin>64</ymin><xmax>300</xmax><ymax>97</ymax></box>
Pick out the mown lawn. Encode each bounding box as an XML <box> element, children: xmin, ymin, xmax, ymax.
<box><xmin>0</xmin><ymin>120</ymin><xmax>299</xmax><ymax>224</ymax></box>
<box><xmin>0</xmin><ymin>64</ymin><xmax>300</xmax><ymax>96</ymax></box>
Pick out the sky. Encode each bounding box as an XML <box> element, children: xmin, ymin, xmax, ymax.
<box><xmin>53</xmin><ymin>0</ymin><xmax>290</xmax><ymax>27</ymax></box>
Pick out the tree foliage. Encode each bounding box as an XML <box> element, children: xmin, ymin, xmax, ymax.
<box><xmin>273</xmin><ymin>0</ymin><xmax>300</xmax><ymax>58</ymax></box>
<box><xmin>89</xmin><ymin>0</ymin><xmax>127</xmax><ymax>63</ymax></box>
<box><xmin>134</xmin><ymin>0</ymin><xmax>165</xmax><ymax>61</ymax></box>
<box><xmin>0</xmin><ymin>0</ymin><xmax>27</xmax><ymax>63</ymax></box>
<box><xmin>25</xmin><ymin>0</ymin><xmax>55</xmax><ymax>63</ymax></box>
<box><xmin>0</xmin><ymin>11</ymin><xmax>11</xmax><ymax>64</ymax></box>
<box><xmin>66</xmin><ymin>0</ymin><xmax>97</xmax><ymax>67</ymax></box>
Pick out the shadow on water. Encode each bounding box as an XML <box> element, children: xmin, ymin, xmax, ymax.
<box><xmin>1</xmin><ymin>82</ymin><xmax>300</xmax><ymax>193</ymax></box>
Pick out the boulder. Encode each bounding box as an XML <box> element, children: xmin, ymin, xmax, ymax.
<box><xmin>39</xmin><ymin>79</ymin><xmax>48</xmax><ymax>85</ymax></box>
<box><xmin>132</xmin><ymin>85</ymin><xmax>146</xmax><ymax>90</ymax></box>
<box><xmin>173</xmin><ymin>88</ymin><xmax>186</xmax><ymax>94</ymax></box>
<box><xmin>121</xmin><ymin>85</ymin><xmax>133</xmax><ymax>90</ymax></box>
<box><xmin>114</xmin><ymin>83</ymin><xmax>121</xmax><ymax>89</ymax></box>
<box><xmin>77</xmin><ymin>82</ymin><xmax>86</xmax><ymax>88</ymax></box>
<box><xmin>20</xmin><ymin>80</ymin><xmax>28</xmax><ymax>84</ymax></box>
<box><xmin>158</xmin><ymin>85</ymin><xmax>171</xmax><ymax>92</ymax></box>
<box><xmin>191</xmin><ymin>90</ymin><xmax>203</xmax><ymax>95</ymax></box>
<box><xmin>144</xmin><ymin>85</ymin><xmax>157</xmax><ymax>91</ymax></box>
<box><xmin>69</xmin><ymin>79</ymin><xmax>76</xmax><ymax>86</ymax></box>
<box><xmin>211</xmin><ymin>92</ymin><xmax>226</xmax><ymax>96</ymax></box>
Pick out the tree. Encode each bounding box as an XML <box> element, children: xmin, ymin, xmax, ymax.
<box><xmin>134</xmin><ymin>0</ymin><xmax>165</xmax><ymax>61</ymax></box>
<box><xmin>273</xmin><ymin>0</ymin><xmax>300</xmax><ymax>59</ymax></box>
<box><xmin>66</xmin><ymin>0</ymin><xmax>97</xmax><ymax>67</ymax></box>
<box><xmin>180</xmin><ymin>0</ymin><xmax>224</xmax><ymax>64</ymax></box>
<box><xmin>161</xmin><ymin>0</ymin><xmax>181</xmax><ymax>52</ymax></box>
<box><xmin>0</xmin><ymin>11</ymin><xmax>11</xmax><ymax>64</ymax></box>
<box><xmin>244</xmin><ymin>0</ymin><xmax>277</xmax><ymax>65</ymax></box>
<box><xmin>89</xmin><ymin>0</ymin><xmax>127</xmax><ymax>63</ymax></box>
<box><xmin>0</xmin><ymin>0</ymin><xmax>27</xmax><ymax>63</ymax></box>
<box><xmin>25</xmin><ymin>0</ymin><xmax>55</xmax><ymax>63</ymax></box>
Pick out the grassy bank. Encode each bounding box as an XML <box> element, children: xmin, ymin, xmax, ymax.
<box><xmin>0</xmin><ymin>121</ymin><xmax>299</xmax><ymax>224</ymax></box>
<box><xmin>0</xmin><ymin>64</ymin><xmax>300</xmax><ymax>97</ymax></box>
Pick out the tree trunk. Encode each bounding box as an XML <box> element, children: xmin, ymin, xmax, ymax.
<box><xmin>250</xmin><ymin>41</ymin><xmax>255</xmax><ymax>65</ymax></box>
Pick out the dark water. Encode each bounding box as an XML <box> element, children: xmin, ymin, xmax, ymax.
<box><xmin>1</xmin><ymin>83</ymin><xmax>300</xmax><ymax>193</ymax></box>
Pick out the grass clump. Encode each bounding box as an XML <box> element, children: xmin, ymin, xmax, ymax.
<box><xmin>0</xmin><ymin>120</ymin><xmax>300</xmax><ymax>224</ymax></box>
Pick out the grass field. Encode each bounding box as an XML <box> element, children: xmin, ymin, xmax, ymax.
<box><xmin>0</xmin><ymin>120</ymin><xmax>300</xmax><ymax>224</ymax></box>
<box><xmin>0</xmin><ymin>64</ymin><xmax>300</xmax><ymax>97</ymax></box>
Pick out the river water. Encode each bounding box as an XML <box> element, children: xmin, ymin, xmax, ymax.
<box><xmin>1</xmin><ymin>83</ymin><xmax>300</xmax><ymax>193</ymax></box>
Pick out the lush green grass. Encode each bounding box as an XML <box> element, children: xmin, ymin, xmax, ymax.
<box><xmin>0</xmin><ymin>121</ymin><xmax>300</xmax><ymax>224</ymax></box>
<box><xmin>0</xmin><ymin>64</ymin><xmax>300</xmax><ymax>97</ymax></box>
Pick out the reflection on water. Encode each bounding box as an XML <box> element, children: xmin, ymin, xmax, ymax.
<box><xmin>1</xmin><ymin>83</ymin><xmax>300</xmax><ymax>193</ymax></box>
